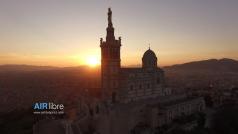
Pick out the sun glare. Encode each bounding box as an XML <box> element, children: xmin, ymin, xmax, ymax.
<box><xmin>87</xmin><ymin>56</ymin><xmax>100</xmax><ymax>67</ymax></box>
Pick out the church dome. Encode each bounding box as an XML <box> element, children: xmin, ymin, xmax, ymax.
<box><xmin>143</xmin><ymin>49</ymin><xmax>157</xmax><ymax>59</ymax></box>
<box><xmin>142</xmin><ymin>48</ymin><xmax>157</xmax><ymax>69</ymax></box>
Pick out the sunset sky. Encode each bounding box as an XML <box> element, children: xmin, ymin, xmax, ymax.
<box><xmin>0</xmin><ymin>0</ymin><xmax>238</xmax><ymax>67</ymax></box>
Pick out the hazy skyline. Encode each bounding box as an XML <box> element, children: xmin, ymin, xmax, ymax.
<box><xmin>0</xmin><ymin>0</ymin><xmax>238</xmax><ymax>67</ymax></box>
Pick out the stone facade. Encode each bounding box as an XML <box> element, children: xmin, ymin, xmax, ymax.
<box><xmin>119</xmin><ymin>67</ymin><xmax>165</xmax><ymax>103</ymax></box>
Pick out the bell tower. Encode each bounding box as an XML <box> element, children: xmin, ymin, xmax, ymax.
<box><xmin>100</xmin><ymin>8</ymin><xmax>121</xmax><ymax>101</ymax></box>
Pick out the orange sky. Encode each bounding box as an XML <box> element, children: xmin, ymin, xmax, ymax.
<box><xmin>0</xmin><ymin>0</ymin><xmax>238</xmax><ymax>67</ymax></box>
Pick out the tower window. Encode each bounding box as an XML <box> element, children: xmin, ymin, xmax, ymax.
<box><xmin>157</xmin><ymin>77</ymin><xmax>160</xmax><ymax>84</ymax></box>
<box><xmin>112</xmin><ymin>92</ymin><xmax>116</xmax><ymax>103</ymax></box>
<box><xmin>96</xmin><ymin>105</ymin><xmax>99</xmax><ymax>114</ymax></box>
<box><xmin>130</xmin><ymin>85</ymin><xmax>133</xmax><ymax>90</ymax></box>
<box><xmin>147</xmin><ymin>84</ymin><xmax>150</xmax><ymax>88</ymax></box>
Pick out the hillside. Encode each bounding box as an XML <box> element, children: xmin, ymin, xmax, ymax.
<box><xmin>164</xmin><ymin>58</ymin><xmax>238</xmax><ymax>74</ymax></box>
<box><xmin>0</xmin><ymin>65</ymin><xmax>59</xmax><ymax>72</ymax></box>
<box><xmin>163</xmin><ymin>58</ymin><xmax>238</xmax><ymax>89</ymax></box>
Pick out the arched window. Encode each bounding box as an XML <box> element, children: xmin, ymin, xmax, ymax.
<box><xmin>157</xmin><ymin>77</ymin><xmax>160</xmax><ymax>84</ymax></box>
<box><xmin>96</xmin><ymin>105</ymin><xmax>99</xmax><ymax>114</ymax></box>
<box><xmin>89</xmin><ymin>108</ymin><xmax>94</xmax><ymax>116</ymax></box>
<box><xmin>199</xmin><ymin>103</ymin><xmax>203</xmax><ymax>111</ymax></box>
<box><xmin>169</xmin><ymin>111</ymin><xmax>173</xmax><ymax>120</ymax></box>
<box><xmin>147</xmin><ymin>84</ymin><xmax>150</xmax><ymax>88</ymax></box>
<box><xmin>130</xmin><ymin>85</ymin><xmax>133</xmax><ymax>90</ymax></box>
<box><xmin>112</xmin><ymin>92</ymin><xmax>116</xmax><ymax>103</ymax></box>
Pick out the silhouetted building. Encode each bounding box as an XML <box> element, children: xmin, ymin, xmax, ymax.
<box><xmin>100</xmin><ymin>8</ymin><xmax>166</xmax><ymax>103</ymax></box>
<box><xmin>72</xmin><ymin>8</ymin><xmax>205</xmax><ymax>134</ymax></box>
<box><xmin>34</xmin><ymin>8</ymin><xmax>205</xmax><ymax>134</ymax></box>
<box><xmin>100</xmin><ymin>8</ymin><xmax>121</xmax><ymax>100</ymax></box>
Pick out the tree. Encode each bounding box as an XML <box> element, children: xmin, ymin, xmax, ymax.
<box><xmin>197</xmin><ymin>112</ymin><xmax>206</xmax><ymax>128</ymax></box>
<box><xmin>204</xmin><ymin>95</ymin><xmax>213</xmax><ymax>107</ymax></box>
<box><xmin>211</xmin><ymin>105</ymin><xmax>238</xmax><ymax>134</ymax></box>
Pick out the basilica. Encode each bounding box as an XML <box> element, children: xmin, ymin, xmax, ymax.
<box><xmin>100</xmin><ymin>8</ymin><xmax>167</xmax><ymax>103</ymax></box>
<box><xmin>73</xmin><ymin>8</ymin><xmax>205</xmax><ymax>134</ymax></box>
<box><xmin>34</xmin><ymin>8</ymin><xmax>205</xmax><ymax>134</ymax></box>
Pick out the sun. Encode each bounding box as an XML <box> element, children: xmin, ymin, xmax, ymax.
<box><xmin>86</xmin><ymin>56</ymin><xmax>100</xmax><ymax>67</ymax></box>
